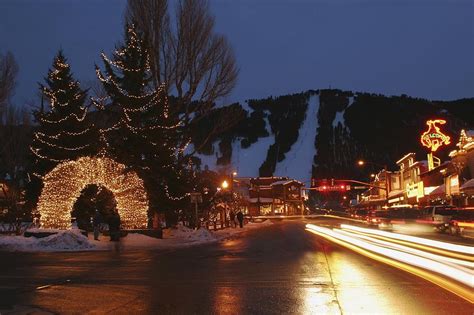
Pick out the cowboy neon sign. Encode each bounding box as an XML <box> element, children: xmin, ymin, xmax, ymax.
<box><xmin>420</xmin><ymin>119</ymin><xmax>450</xmax><ymax>152</ymax></box>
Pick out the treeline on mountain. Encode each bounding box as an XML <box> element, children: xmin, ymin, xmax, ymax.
<box><xmin>433</xmin><ymin>98</ymin><xmax>474</xmax><ymax>126</ymax></box>
<box><xmin>248</xmin><ymin>92</ymin><xmax>310</xmax><ymax>176</ymax></box>
<box><xmin>315</xmin><ymin>90</ymin><xmax>473</xmax><ymax>180</ymax></box>
<box><xmin>192</xmin><ymin>89</ymin><xmax>473</xmax><ymax>182</ymax></box>
<box><xmin>190</xmin><ymin>102</ymin><xmax>269</xmax><ymax>167</ymax></box>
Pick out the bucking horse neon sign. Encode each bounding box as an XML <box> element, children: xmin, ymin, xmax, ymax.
<box><xmin>420</xmin><ymin>119</ymin><xmax>450</xmax><ymax>152</ymax></box>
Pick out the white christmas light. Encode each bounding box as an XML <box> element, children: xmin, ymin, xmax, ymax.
<box><xmin>37</xmin><ymin>156</ymin><xmax>149</xmax><ymax>229</ymax></box>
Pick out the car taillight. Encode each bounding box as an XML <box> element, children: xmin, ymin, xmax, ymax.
<box><xmin>452</xmin><ymin>220</ymin><xmax>458</xmax><ymax>226</ymax></box>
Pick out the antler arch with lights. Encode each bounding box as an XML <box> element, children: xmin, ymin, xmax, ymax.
<box><xmin>37</xmin><ymin>156</ymin><xmax>149</xmax><ymax>229</ymax></box>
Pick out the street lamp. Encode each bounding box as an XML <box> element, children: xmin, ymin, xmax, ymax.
<box><xmin>357</xmin><ymin>160</ymin><xmax>389</xmax><ymax>205</ymax></box>
<box><xmin>221</xmin><ymin>180</ymin><xmax>229</xmax><ymax>189</ymax></box>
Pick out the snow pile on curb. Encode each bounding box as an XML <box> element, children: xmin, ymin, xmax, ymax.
<box><xmin>163</xmin><ymin>223</ymin><xmax>218</xmax><ymax>242</ymax></box>
<box><xmin>37</xmin><ymin>230</ymin><xmax>94</xmax><ymax>251</ymax></box>
<box><xmin>0</xmin><ymin>229</ymin><xmax>95</xmax><ymax>252</ymax></box>
<box><xmin>0</xmin><ymin>219</ymin><xmax>273</xmax><ymax>252</ymax></box>
<box><xmin>191</xmin><ymin>228</ymin><xmax>217</xmax><ymax>242</ymax></box>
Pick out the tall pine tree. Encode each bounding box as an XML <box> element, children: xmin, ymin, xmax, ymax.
<box><xmin>96</xmin><ymin>23</ymin><xmax>183</xmax><ymax>217</ymax></box>
<box><xmin>28</xmin><ymin>50</ymin><xmax>98</xmax><ymax>207</ymax></box>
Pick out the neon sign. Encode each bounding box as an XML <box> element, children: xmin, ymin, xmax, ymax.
<box><xmin>420</xmin><ymin>119</ymin><xmax>450</xmax><ymax>152</ymax></box>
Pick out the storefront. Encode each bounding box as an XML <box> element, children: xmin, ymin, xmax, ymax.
<box><xmin>247</xmin><ymin>177</ymin><xmax>304</xmax><ymax>216</ymax></box>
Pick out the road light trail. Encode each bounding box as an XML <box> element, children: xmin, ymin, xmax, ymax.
<box><xmin>305</xmin><ymin>224</ymin><xmax>474</xmax><ymax>303</ymax></box>
<box><xmin>340</xmin><ymin>224</ymin><xmax>474</xmax><ymax>256</ymax></box>
<box><xmin>341</xmin><ymin>228</ymin><xmax>473</xmax><ymax>261</ymax></box>
<box><xmin>335</xmin><ymin>229</ymin><xmax>473</xmax><ymax>269</ymax></box>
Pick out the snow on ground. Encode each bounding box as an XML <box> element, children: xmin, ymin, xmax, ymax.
<box><xmin>332</xmin><ymin>111</ymin><xmax>345</xmax><ymax>128</ymax></box>
<box><xmin>332</xmin><ymin>95</ymin><xmax>355</xmax><ymax>129</ymax></box>
<box><xmin>0</xmin><ymin>220</ymin><xmax>273</xmax><ymax>252</ymax></box>
<box><xmin>232</xmin><ymin>116</ymin><xmax>275</xmax><ymax>177</ymax></box>
<box><xmin>187</xmin><ymin>142</ymin><xmax>220</xmax><ymax>171</ymax></box>
<box><xmin>0</xmin><ymin>229</ymin><xmax>94</xmax><ymax>252</ymax></box>
<box><xmin>274</xmin><ymin>94</ymin><xmax>319</xmax><ymax>183</ymax></box>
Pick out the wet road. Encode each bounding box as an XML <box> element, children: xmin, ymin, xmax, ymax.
<box><xmin>0</xmin><ymin>219</ymin><xmax>472</xmax><ymax>314</ymax></box>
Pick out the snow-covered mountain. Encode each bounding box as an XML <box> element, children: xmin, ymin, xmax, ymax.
<box><xmin>191</xmin><ymin>89</ymin><xmax>474</xmax><ymax>183</ymax></box>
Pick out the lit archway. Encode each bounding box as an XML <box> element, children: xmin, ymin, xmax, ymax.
<box><xmin>37</xmin><ymin>156</ymin><xmax>149</xmax><ymax>229</ymax></box>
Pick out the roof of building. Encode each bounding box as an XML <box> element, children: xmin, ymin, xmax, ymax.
<box><xmin>270</xmin><ymin>179</ymin><xmax>303</xmax><ymax>186</ymax></box>
<box><xmin>388</xmin><ymin>189</ymin><xmax>404</xmax><ymax>198</ymax></box>
<box><xmin>461</xmin><ymin>179</ymin><xmax>474</xmax><ymax>190</ymax></box>
<box><xmin>396</xmin><ymin>152</ymin><xmax>416</xmax><ymax>165</ymax></box>
<box><xmin>249</xmin><ymin>197</ymin><xmax>274</xmax><ymax>204</ymax></box>
<box><xmin>427</xmin><ymin>184</ymin><xmax>446</xmax><ymax>197</ymax></box>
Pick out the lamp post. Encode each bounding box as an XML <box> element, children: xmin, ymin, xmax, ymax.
<box><xmin>357</xmin><ymin>160</ymin><xmax>389</xmax><ymax>205</ymax></box>
<box><xmin>231</xmin><ymin>171</ymin><xmax>237</xmax><ymax>207</ymax></box>
<box><xmin>221</xmin><ymin>180</ymin><xmax>229</xmax><ymax>227</ymax></box>
<box><xmin>222</xmin><ymin>171</ymin><xmax>237</xmax><ymax>227</ymax></box>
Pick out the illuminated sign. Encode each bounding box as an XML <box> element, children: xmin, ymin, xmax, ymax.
<box><xmin>420</xmin><ymin>119</ymin><xmax>450</xmax><ymax>152</ymax></box>
<box><xmin>406</xmin><ymin>182</ymin><xmax>424</xmax><ymax>200</ymax></box>
<box><xmin>448</xmin><ymin>175</ymin><xmax>460</xmax><ymax>195</ymax></box>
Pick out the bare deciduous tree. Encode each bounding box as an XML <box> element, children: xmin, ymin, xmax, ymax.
<box><xmin>0</xmin><ymin>52</ymin><xmax>19</xmax><ymax>123</ymax></box>
<box><xmin>126</xmin><ymin>0</ymin><xmax>241</xmax><ymax>157</ymax></box>
<box><xmin>0</xmin><ymin>104</ymin><xmax>32</xmax><ymax>233</ymax></box>
<box><xmin>126</xmin><ymin>0</ymin><xmax>238</xmax><ymax>118</ymax></box>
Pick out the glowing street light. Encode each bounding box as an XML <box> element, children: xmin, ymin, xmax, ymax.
<box><xmin>221</xmin><ymin>180</ymin><xmax>229</xmax><ymax>189</ymax></box>
<box><xmin>357</xmin><ymin>159</ymin><xmax>389</xmax><ymax>205</ymax></box>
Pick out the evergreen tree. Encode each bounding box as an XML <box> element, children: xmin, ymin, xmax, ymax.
<box><xmin>96</xmin><ymin>23</ymin><xmax>182</xmax><ymax>217</ymax></box>
<box><xmin>28</xmin><ymin>50</ymin><xmax>98</xmax><ymax>207</ymax></box>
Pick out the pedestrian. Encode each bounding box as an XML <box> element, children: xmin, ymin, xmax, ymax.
<box><xmin>229</xmin><ymin>210</ymin><xmax>236</xmax><ymax>228</ymax></box>
<box><xmin>93</xmin><ymin>209</ymin><xmax>102</xmax><ymax>240</ymax></box>
<box><xmin>108</xmin><ymin>211</ymin><xmax>121</xmax><ymax>242</ymax></box>
<box><xmin>236</xmin><ymin>210</ymin><xmax>244</xmax><ymax>228</ymax></box>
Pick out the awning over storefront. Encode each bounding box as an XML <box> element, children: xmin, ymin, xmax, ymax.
<box><xmin>427</xmin><ymin>184</ymin><xmax>445</xmax><ymax>198</ymax></box>
<box><xmin>388</xmin><ymin>190</ymin><xmax>404</xmax><ymax>198</ymax></box>
<box><xmin>461</xmin><ymin>179</ymin><xmax>474</xmax><ymax>191</ymax></box>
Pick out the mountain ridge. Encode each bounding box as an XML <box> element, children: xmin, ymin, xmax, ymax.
<box><xmin>192</xmin><ymin>89</ymin><xmax>474</xmax><ymax>182</ymax></box>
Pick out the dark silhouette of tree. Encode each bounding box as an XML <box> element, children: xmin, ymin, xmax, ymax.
<box><xmin>0</xmin><ymin>51</ymin><xmax>19</xmax><ymax>123</ymax></box>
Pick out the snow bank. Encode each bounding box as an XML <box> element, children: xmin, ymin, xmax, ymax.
<box><xmin>0</xmin><ymin>220</ymin><xmax>272</xmax><ymax>252</ymax></box>
<box><xmin>37</xmin><ymin>230</ymin><xmax>94</xmax><ymax>250</ymax></box>
<box><xmin>0</xmin><ymin>230</ymin><xmax>94</xmax><ymax>252</ymax></box>
<box><xmin>163</xmin><ymin>223</ymin><xmax>217</xmax><ymax>242</ymax></box>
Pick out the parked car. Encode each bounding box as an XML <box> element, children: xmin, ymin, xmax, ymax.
<box><xmin>385</xmin><ymin>207</ymin><xmax>423</xmax><ymax>227</ymax></box>
<box><xmin>448</xmin><ymin>210</ymin><xmax>474</xmax><ymax>238</ymax></box>
<box><xmin>421</xmin><ymin>205</ymin><xmax>460</xmax><ymax>232</ymax></box>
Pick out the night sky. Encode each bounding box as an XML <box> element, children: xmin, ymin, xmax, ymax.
<box><xmin>1</xmin><ymin>0</ymin><xmax>473</xmax><ymax>106</ymax></box>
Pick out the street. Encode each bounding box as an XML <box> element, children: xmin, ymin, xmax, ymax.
<box><xmin>0</xmin><ymin>218</ymin><xmax>472</xmax><ymax>314</ymax></box>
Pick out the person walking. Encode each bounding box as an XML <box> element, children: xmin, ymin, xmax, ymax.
<box><xmin>93</xmin><ymin>209</ymin><xmax>102</xmax><ymax>240</ymax></box>
<box><xmin>229</xmin><ymin>210</ymin><xmax>236</xmax><ymax>228</ymax></box>
<box><xmin>108</xmin><ymin>211</ymin><xmax>121</xmax><ymax>241</ymax></box>
<box><xmin>236</xmin><ymin>210</ymin><xmax>244</xmax><ymax>228</ymax></box>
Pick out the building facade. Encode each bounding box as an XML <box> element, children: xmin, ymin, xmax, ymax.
<box><xmin>247</xmin><ymin>177</ymin><xmax>305</xmax><ymax>216</ymax></box>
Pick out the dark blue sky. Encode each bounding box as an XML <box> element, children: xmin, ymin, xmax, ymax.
<box><xmin>1</xmin><ymin>0</ymin><xmax>473</xmax><ymax>106</ymax></box>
